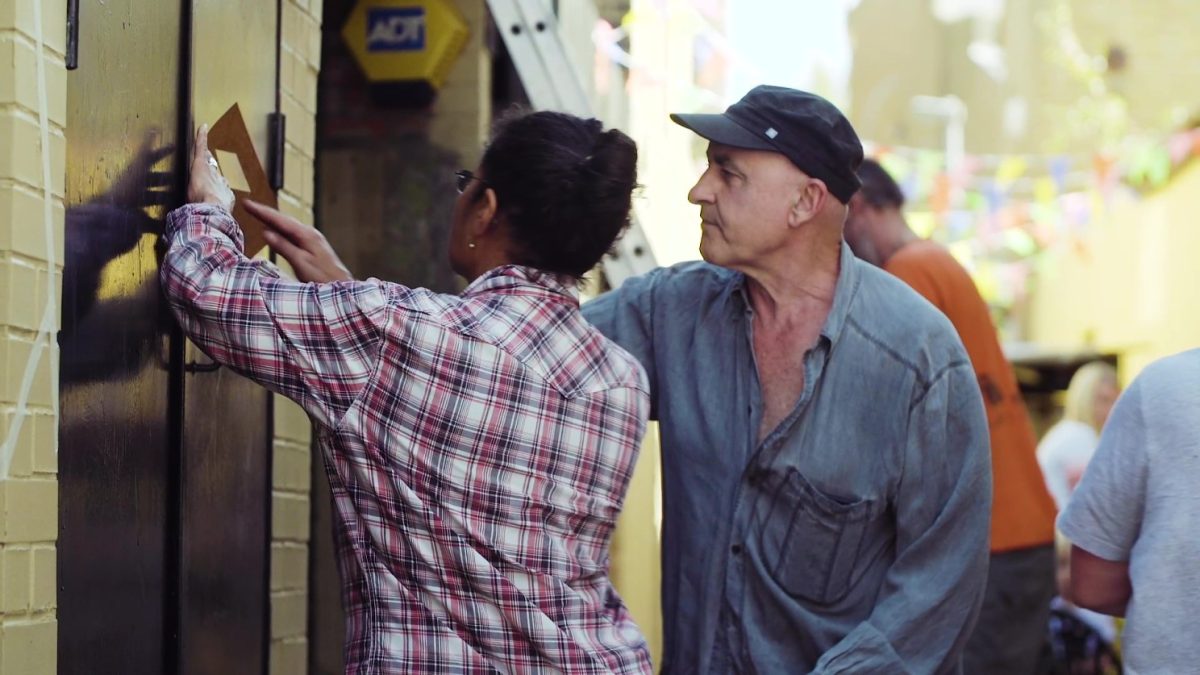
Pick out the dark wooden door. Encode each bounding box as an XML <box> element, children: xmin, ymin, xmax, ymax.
<box><xmin>177</xmin><ymin>2</ymin><xmax>280</xmax><ymax>673</ymax></box>
<box><xmin>59</xmin><ymin>1</ymin><xmax>279</xmax><ymax>673</ymax></box>
<box><xmin>59</xmin><ymin>1</ymin><xmax>184</xmax><ymax>672</ymax></box>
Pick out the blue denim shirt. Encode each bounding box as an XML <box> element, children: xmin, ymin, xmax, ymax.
<box><xmin>583</xmin><ymin>244</ymin><xmax>992</xmax><ymax>674</ymax></box>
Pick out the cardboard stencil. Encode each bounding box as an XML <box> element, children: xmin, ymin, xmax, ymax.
<box><xmin>207</xmin><ymin>103</ymin><xmax>276</xmax><ymax>257</ymax></box>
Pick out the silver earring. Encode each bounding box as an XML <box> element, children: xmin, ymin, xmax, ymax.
<box><xmin>468</xmin><ymin>242</ymin><xmax>476</xmax><ymax>249</ymax></box>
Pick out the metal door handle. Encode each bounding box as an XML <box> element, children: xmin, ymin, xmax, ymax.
<box><xmin>183</xmin><ymin>358</ymin><xmax>221</xmax><ymax>373</ymax></box>
<box><xmin>183</xmin><ymin>342</ymin><xmax>222</xmax><ymax>373</ymax></box>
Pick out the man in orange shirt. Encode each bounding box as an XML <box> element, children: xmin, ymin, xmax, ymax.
<box><xmin>845</xmin><ymin>159</ymin><xmax>1057</xmax><ymax>674</ymax></box>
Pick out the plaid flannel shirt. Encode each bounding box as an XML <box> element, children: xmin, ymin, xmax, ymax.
<box><xmin>162</xmin><ymin>204</ymin><xmax>653</xmax><ymax>674</ymax></box>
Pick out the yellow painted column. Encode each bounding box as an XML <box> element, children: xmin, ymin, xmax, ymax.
<box><xmin>610</xmin><ymin>427</ymin><xmax>663</xmax><ymax>667</ymax></box>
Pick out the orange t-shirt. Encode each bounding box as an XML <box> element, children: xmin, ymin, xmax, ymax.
<box><xmin>886</xmin><ymin>241</ymin><xmax>1056</xmax><ymax>552</ymax></box>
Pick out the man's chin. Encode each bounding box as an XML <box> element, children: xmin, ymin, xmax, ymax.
<box><xmin>697</xmin><ymin>239</ymin><xmax>725</xmax><ymax>266</ymax></box>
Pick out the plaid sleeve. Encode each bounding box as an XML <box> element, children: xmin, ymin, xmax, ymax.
<box><xmin>161</xmin><ymin>203</ymin><xmax>391</xmax><ymax>426</ymax></box>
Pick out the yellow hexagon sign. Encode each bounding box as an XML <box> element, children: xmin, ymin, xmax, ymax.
<box><xmin>341</xmin><ymin>0</ymin><xmax>469</xmax><ymax>88</ymax></box>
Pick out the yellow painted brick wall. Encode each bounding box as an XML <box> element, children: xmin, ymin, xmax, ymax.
<box><xmin>0</xmin><ymin>0</ymin><xmax>67</xmax><ymax>674</ymax></box>
<box><xmin>271</xmin><ymin>1</ymin><xmax>324</xmax><ymax>673</ymax></box>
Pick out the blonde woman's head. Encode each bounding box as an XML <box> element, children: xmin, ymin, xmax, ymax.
<box><xmin>1062</xmin><ymin>361</ymin><xmax>1119</xmax><ymax>432</ymax></box>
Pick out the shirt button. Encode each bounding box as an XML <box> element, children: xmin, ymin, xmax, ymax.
<box><xmin>730</xmin><ymin>544</ymin><xmax>743</xmax><ymax>555</ymax></box>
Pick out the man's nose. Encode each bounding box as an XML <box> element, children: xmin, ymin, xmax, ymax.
<box><xmin>687</xmin><ymin>174</ymin><xmax>711</xmax><ymax>206</ymax></box>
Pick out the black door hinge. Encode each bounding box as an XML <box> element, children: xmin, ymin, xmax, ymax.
<box><xmin>66</xmin><ymin>0</ymin><xmax>80</xmax><ymax>70</ymax></box>
<box><xmin>267</xmin><ymin>112</ymin><xmax>286</xmax><ymax>192</ymax></box>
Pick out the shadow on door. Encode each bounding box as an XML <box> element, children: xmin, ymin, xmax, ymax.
<box><xmin>59</xmin><ymin>1</ymin><xmax>277</xmax><ymax>673</ymax></box>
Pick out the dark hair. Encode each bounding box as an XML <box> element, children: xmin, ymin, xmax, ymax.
<box><xmin>479</xmin><ymin>110</ymin><xmax>638</xmax><ymax>279</ymax></box>
<box><xmin>856</xmin><ymin>158</ymin><xmax>905</xmax><ymax>209</ymax></box>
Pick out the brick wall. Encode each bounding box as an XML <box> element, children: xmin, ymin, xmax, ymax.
<box><xmin>271</xmin><ymin>1</ymin><xmax>324</xmax><ymax>673</ymax></box>
<box><xmin>0</xmin><ymin>0</ymin><xmax>66</xmax><ymax>673</ymax></box>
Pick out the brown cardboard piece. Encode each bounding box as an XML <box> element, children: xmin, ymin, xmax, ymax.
<box><xmin>206</xmin><ymin>103</ymin><xmax>276</xmax><ymax>257</ymax></box>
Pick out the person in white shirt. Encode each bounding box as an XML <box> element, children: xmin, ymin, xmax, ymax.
<box><xmin>1038</xmin><ymin>361</ymin><xmax>1121</xmax><ymax>654</ymax></box>
<box><xmin>1036</xmin><ymin>361</ymin><xmax>1119</xmax><ymax>509</ymax></box>
<box><xmin>1059</xmin><ymin>349</ymin><xmax>1200</xmax><ymax>674</ymax></box>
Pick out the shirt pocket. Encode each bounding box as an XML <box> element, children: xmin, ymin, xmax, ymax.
<box><xmin>758</xmin><ymin>467</ymin><xmax>876</xmax><ymax>605</ymax></box>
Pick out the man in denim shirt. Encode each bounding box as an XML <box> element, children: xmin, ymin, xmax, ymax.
<box><xmin>583</xmin><ymin>86</ymin><xmax>992</xmax><ymax>673</ymax></box>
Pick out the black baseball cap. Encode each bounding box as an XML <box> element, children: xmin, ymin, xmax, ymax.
<box><xmin>670</xmin><ymin>85</ymin><xmax>864</xmax><ymax>203</ymax></box>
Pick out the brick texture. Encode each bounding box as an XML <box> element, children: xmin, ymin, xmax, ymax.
<box><xmin>0</xmin><ymin>3</ymin><xmax>65</xmax><ymax>673</ymax></box>
<box><xmin>269</xmin><ymin>2</ymin><xmax>324</xmax><ymax>672</ymax></box>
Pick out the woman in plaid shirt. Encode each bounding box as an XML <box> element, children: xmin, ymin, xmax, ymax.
<box><xmin>164</xmin><ymin>111</ymin><xmax>653</xmax><ymax>673</ymax></box>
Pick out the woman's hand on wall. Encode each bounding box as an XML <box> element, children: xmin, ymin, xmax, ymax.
<box><xmin>245</xmin><ymin>199</ymin><xmax>354</xmax><ymax>283</ymax></box>
<box><xmin>187</xmin><ymin>124</ymin><xmax>235</xmax><ymax>211</ymax></box>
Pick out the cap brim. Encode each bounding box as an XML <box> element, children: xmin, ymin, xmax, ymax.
<box><xmin>670</xmin><ymin>113</ymin><xmax>777</xmax><ymax>152</ymax></box>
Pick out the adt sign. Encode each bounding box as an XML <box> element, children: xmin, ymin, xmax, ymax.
<box><xmin>366</xmin><ymin>7</ymin><xmax>426</xmax><ymax>52</ymax></box>
<box><xmin>342</xmin><ymin>0</ymin><xmax>468</xmax><ymax>87</ymax></box>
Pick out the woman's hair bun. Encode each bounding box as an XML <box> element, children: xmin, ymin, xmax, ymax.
<box><xmin>480</xmin><ymin>110</ymin><xmax>639</xmax><ymax>279</ymax></box>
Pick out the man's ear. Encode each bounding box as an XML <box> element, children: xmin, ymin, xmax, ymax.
<box><xmin>469</xmin><ymin>187</ymin><xmax>501</xmax><ymax>239</ymax></box>
<box><xmin>787</xmin><ymin>178</ymin><xmax>828</xmax><ymax>227</ymax></box>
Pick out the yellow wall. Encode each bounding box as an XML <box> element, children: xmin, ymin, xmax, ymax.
<box><xmin>848</xmin><ymin>0</ymin><xmax>1200</xmax><ymax>379</ymax></box>
<box><xmin>0</xmin><ymin>0</ymin><xmax>67</xmax><ymax>672</ymax></box>
<box><xmin>1027</xmin><ymin>162</ymin><xmax>1200</xmax><ymax>379</ymax></box>
<box><xmin>608</xmin><ymin>430</ymin><xmax>662</xmax><ymax>667</ymax></box>
<box><xmin>849</xmin><ymin>0</ymin><xmax>1200</xmax><ymax>155</ymax></box>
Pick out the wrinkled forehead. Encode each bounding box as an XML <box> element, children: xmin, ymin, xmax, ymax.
<box><xmin>705</xmin><ymin>141</ymin><xmax>806</xmax><ymax>178</ymax></box>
